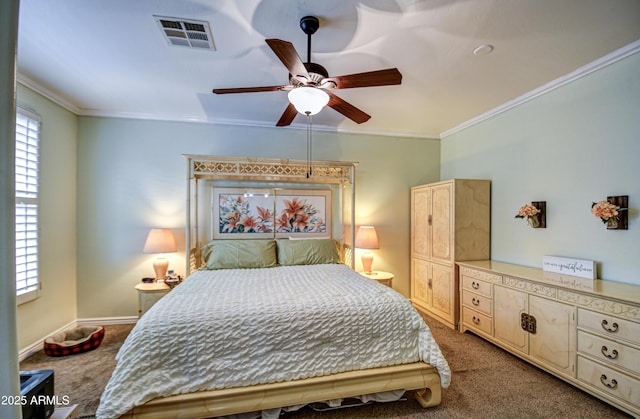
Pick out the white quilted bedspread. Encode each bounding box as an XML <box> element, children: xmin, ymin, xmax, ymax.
<box><xmin>96</xmin><ymin>264</ymin><xmax>451</xmax><ymax>419</ymax></box>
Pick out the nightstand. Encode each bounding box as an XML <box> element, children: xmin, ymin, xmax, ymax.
<box><xmin>359</xmin><ymin>271</ymin><xmax>394</xmax><ymax>287</ymax></box>
<box><xmin>135</xmin><ymin>282</ymin><xmax>170</xmax><ymax>317</ymax></box>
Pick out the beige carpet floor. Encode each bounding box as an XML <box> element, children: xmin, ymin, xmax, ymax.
<box><xmin>20</xmin><ymin>316</ymin><xmax>632</xmax><ymax>418</ymax></box>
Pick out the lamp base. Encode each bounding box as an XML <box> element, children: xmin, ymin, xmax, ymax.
<box><xmin>361</xmin><ymin>252</ymin><xmax>374</xmax><ymax>274</ymax></box>
<box><xmin>152</xmin><ymin>257</ymin><xmax>169</xmax><ymax>281</ymax></box>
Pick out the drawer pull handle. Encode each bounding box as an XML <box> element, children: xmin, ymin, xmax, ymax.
<box><xmin>472</xmin><ymin>316</ymin><xmax>480</xmax><ymax>325</ymax></box>
<box><xmin>599</xmin><ymin>374</ymin><xmax>618</xmax><ymax>389</ymax></box>
<box><xmin>472</xmin><ymin>298</ymin><xmax>480</xmax><ymax>306</ymax></box>
<box><xmin>472</xmin><ymin>281</ymin><xmax>480</xmax><ymax>290</ymax></box>
<box><xmin>600</xmin><ymin>346</ymin><xmax>619</xmax><ymax>360</ymax></box>
<box><xmin>601</xmin><ymin>319</ymin><xmax>619</xmax><ymax>333</ymax></box>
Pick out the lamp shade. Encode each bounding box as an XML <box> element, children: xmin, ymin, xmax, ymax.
<box><xmin>143</xmin><ymin>229</ymin><xmax>177</xmax><ymax>254</ymax></box>
<box><xmin>288</xmin><ymin>86</ymin><xmax>330</xmax><ymax>115</ymax></box>
<box><xmin>355</xmin><ymin>226</ymin><xmax>379</xmax><ymax>249</ymax></box>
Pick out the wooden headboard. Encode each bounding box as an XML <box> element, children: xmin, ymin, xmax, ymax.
<box><xmin>184</xmin><ymin>155</ymin><xmax>358</xmax><ymax>275</ymax></box>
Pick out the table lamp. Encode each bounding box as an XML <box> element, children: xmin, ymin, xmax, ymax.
<box><xmin>355</xmin><ymin>226</ymin><xmax>379</xmax><ymax>274</ymax></box>
<box><xmin>143</xmin><ymin>228</ymin><xmax>177</xmax><ymax>280</ymax></box>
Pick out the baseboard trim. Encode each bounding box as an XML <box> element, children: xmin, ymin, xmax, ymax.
<box><xmin>77</xmin><ymin>316</ymin><xmax>138</xmax><ymax>326</ymax></box>
<box><xmin>19</xmin><ymin>320</ymin><xmax>77</xmax><ymax>362</ymax></box>
<box><xmin>19</xmin><ymin>316</ymin><xmax>137</xmax><ymax>361</ymax></box>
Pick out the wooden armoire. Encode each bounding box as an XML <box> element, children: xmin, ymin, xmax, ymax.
<box><xmin>410</xmin><ymin>179</ymin><xmax>491</xmax><ymax>329</ymax></box>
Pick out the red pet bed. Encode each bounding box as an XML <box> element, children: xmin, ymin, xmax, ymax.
<box><xmin>44</xmin><ymin>326</ymin><xmax>104</xmax><ymax>357</ymax></box>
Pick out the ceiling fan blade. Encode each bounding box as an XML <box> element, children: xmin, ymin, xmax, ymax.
<box><xmin>265</xmin><ymin>39</ymin><xmax>310</xmax><ymax>80</ymax></box>
<box><xmin>327</xmin><ymin>92</ymin><xmax>371</xmax><ymax>124</ymax></box>
<box><xmin>324</xmin><ymin>68</ymin><xmax>402</xmax><ymax>90</ymax></box>
<box><xmin>213</xmin><ymin>85</ymin><xmax>287</xmax><ymax>94</ymax></box>
<box><xmin>276</xmin><ymin>103</ymin><xmax>298</xmax><ymax>126</ymax></box>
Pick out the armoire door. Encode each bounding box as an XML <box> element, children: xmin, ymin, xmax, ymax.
<box><xmin>411</xmin><ymin>258</ymin><xmax>431</xmax><ymax>309</ymax></box>
<box><xmin>411</xmin><ymin>186</ymin><xmax>431</xmax><ymax>260</ymax></box>
<box><xmin>429</xmin><ymin>262</ymin><xmax>455</xmax><ymax>324</ymax></box>
<box><xmin>430</xmin><ymin>182</ymin><xmax>453</xmax><ymax>264</ymax></box>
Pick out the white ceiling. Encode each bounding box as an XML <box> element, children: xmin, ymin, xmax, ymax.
<box><xmin>16</xmin><ymin>0</ymin><xmax>640</xmax><ymax>139</ymax></box>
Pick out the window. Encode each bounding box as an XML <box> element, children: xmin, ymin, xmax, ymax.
<box><xmin>15</xmin><ymin>107</ymin><xmax>41</xmax><ymax>305</ymax></box>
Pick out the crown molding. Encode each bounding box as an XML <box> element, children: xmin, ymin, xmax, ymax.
<box><xmin>18</xmin><ymin>39</ymin><xmax>640</xmax><ymax>141</ymax></box>
<box><xmin>16</xmin><ymin>72</ymin><xmax>439</xmax><ymax>139</ymax></box>
<box><xmin>76</xmin><ymin>109</ymin><xmax>441</xmax><ymax>139</ymax></box>
<box><xmin>441</xmin><ymin>39</ymin><xmax>640</xmax><ymax>139</ymax></box>
<box><xmin>16</xmin><ymin>73</ymin><xmax>81</xmax><ymax>114</ymax></box>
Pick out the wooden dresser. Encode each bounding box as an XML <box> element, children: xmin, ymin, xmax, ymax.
<box><xmin>458</xmin><ymin>260</ymin><xmax>640</xmax><ymax>417</ymax></box>
<box><xmin>410</xmin><ymin>179</ymin><xmax>490</xmax><ymax>330</ymax></box>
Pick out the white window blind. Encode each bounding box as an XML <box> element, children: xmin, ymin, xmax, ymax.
<box><xmin>15</xmin><ymin>107</ymin><xmax>40</xmax><ymax>304</ymax></box>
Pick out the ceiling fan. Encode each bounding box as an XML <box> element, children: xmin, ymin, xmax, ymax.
<box><xmin>212</xmin><ymin>16</ymin><xmax>402</xmax><ymax>126</ymax></box>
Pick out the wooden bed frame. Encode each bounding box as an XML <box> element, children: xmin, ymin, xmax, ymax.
<box><xmin>183</xmin><ymin>154</ymin><xmax>360</xmax><ymax>273</ymax></box>
<box><xmin>122</xmin><ymin>363</ymin><xmax>442</xmax><ymax>418</ymax></box>
<box><xmin>119</xmin><ymin>155</ymin><xmax>444</xmax><ymax>418</ymax></box>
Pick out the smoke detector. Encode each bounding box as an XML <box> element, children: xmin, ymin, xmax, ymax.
<box><xmin>154</xmin><ymin>15</ymin><xmax>215</xmax><ymax>50</ymax></box>
<box><xmin>473</xmin><ymin>44</ymin><xmax>494</xmax><ymax>56</ymax></box>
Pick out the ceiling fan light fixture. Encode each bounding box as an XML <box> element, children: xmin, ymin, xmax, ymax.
<box><xmin>288</xmin><ymin>86</ymin><xmax>329</xmax><ymax>115</ymax></box>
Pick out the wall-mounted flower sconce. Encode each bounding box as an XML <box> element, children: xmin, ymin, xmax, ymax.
<box><xmin>592</xmin><ymin>196</ymin><xmax>628</xmax><ymax>230</ymax></box>
<box><xmin>515</xmin><ymin>202</ymin><xmax>546</xmax><ymax>228</ymax></box>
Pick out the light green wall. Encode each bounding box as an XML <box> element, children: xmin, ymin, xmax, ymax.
<box><xmin>76</xmin><ymin>117</ymin><xmax>440</xmax><ymax>318</ymax></box>
<box><xmin>441</xmin><ymin>52</ymin><xmax>640</xmax><ymax>284</ymax></box>
<box><xmin>16</xmin><ymin>85</ymin><xmax>78</xmax><ymax>349</ymax></box>
<box><xmin>18</xmin><ymin>48</ymin><xmax>639</xmax><ymax>338</ymax></box>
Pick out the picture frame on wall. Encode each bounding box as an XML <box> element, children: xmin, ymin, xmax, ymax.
<box><xmin>212</xmin><ymin>188</ymin><xmax>274</xmax><ymax>239</ymax></box>
<box><xmin>274</xmin><ymin>189</ymin><xmax>332</xmax><ymax>239</ymax></box>
<box><xmin>212</xmin><ymin>188</ymin><xmax>331</xmax><ymax>239</ymax></box>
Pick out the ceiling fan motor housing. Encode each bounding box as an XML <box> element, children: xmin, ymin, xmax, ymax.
<box><xmin>290</xmin><ymin>62</ymin><xmax>330</xmax><ymax>87</ymax></box>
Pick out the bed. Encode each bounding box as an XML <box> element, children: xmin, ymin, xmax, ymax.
<box><xmin>96</xmin><ymin>156</ymin><xmax>451</xmax><ymax>418</ymax></box>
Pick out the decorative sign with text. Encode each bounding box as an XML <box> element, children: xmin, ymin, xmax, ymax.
<box><xmin>542</xmin><ymin>256</ymin><xmax>596</xmax><ymax>280</ymax></box>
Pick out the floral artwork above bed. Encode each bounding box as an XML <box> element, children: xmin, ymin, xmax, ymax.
<box><xmin>274</xmin><ymin>190</ymin><xmax>331</xmax><ymax>238</ymax></box>
<box><xmin>213</xmin><ymin>188</ymin><xmax>331</xmax><ymax>239</ymax></box>
<box><xmin>215</xmin><ymin>189</ymin><xmax>274</xmax><ymax>238</ymax></box>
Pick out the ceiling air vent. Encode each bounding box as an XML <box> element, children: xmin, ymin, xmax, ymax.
<box><xmin>154</xmin><ymin>15</ymin><xmax>215</xmax><ymax>50</ymax></box>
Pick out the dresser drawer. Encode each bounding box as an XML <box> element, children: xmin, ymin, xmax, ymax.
<box><xmin>577</xmin><ymin>355</ymin><xmax>640</xmax><ymax>407</ymax></box>
<box><xmin>462</xmin><ymin>306</ymin><xmax>493</xmax><ymax>335</ymax></box>
<box><xmin>461</xmin><ymin>275</ymin><xmax>493</xmax><ymax>298</ymax></box>
<box><xmin>461</xmin><ymin>290</ymin><xmax>492</xmax><ymax>316</ymax></box>
<box><xmin>578</xmin><ymin>308</ymin><xmax>640</xmax><ymax>346</ymax></box>
<box><xmin>460</xmin><ymin>266</ymin><xmax>502</xmax><ymax>283</ymax></box>
<box><xmin>578</xmin><ymin>330</ymin><xmax>640</xmax><ymax>375</ymax></box>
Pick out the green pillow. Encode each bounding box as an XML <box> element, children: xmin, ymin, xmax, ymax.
<box><xmin>202</xmin><ymin>240</ymin><xmax>278</xmax><ymax>270</ymax></box>
<box><xmin>276</xmin><ymin>238</ymin><xmax>340</xmax><ymax>266</ymax></box>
